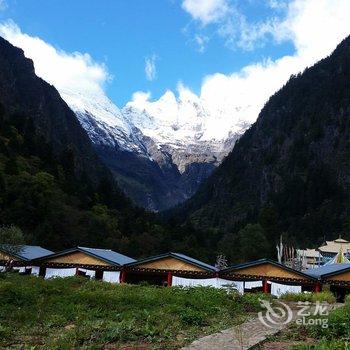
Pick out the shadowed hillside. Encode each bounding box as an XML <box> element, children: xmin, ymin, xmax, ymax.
<box><xmin>170</xmin><ymin>35</ymin><xmax>350</xmax><ymax>256</ymax></box>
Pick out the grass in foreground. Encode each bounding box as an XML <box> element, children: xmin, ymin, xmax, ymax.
<box><xmin>0</xmin><ymin>273</ymin><xmax>271</xmax><ymax>349</ymax></box>
<box><xmin>260</xmin><ymin>293</ymin><xmax>350</xmax><ymax>350</ymax></box>
<box><xmin>293</xmin><ymin>299</ymin><xmax>350</xmax><ymax>350</ymax></box>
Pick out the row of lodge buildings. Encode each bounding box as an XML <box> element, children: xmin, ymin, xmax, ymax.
<box><xmin>1</xmin><ymin>244</ymin><xmax>350</xmax><ymax>300</ymax></box>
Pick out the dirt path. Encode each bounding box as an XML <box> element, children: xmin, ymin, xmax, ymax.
<box><xmin>181</xmin><ymin>316</ymin><xmax>286</xmax><ymax>350</ymax></box>
<box><xmin>181</xmin><ymin>303</ymin><xmax>340</xmax><ymax>350</ymax></box>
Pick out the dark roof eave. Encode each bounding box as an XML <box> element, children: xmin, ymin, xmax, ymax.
<box><xmin>0</xmin><ymin>247</ymin><xmax>30</xmax><ymax>261</ymax></box>
<box><xmin>125</xmin><ymin>252</ymin><xmax>217</xmax><ymax>272</ymax></box>
<box><xmin>221</xmin><ymin>258</ymin><xmax>316</xmax><ymax>281</ymax></box>
<box><xmin>321</xmin><ymin>266</ymin><xmax>350</xmax><ymax>279</ymax></box>
<box><xmin>32</xmin><ymin>247</ymin><xmax>122</xmax><ymax>267</ymax></box>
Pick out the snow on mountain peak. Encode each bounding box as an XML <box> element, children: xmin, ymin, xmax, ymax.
<box><xmin>60</xmin><ymin>88</ymin><xmax>131</xmax><ymax>133</ymax></box>
<box><xmin>59</xmin><ymin>81</ymin><xmax>249</xmax><ymax>157</ymax></box>
<box><xmin>124</xmin><ymin>84</ymin><xmax>248</xmax><ymax>149</ymax></box>
<box><xmin>59</xmin><ymin>88</ymin><xmax>148</xmax><ymax>153</ymax></box>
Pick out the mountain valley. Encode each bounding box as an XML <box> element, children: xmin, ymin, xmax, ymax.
<box><xmin>60</xmin><ymin>85</ymin><xmax>246</xmax><ymax>211</ymax></box>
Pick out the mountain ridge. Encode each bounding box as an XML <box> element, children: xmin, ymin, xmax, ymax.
<box><xmin>0</xmin><ymin>36</ymin><xmax>180</xmax><ymax>258</ymax></box>
<box><xmin>60</xmin><ymin>82</ymin><xmax>246</xmax><ymax>211</ymax></box>
<box><xmin>0</xmin><ymin>36</ymin><xmax>109</xmax><ymax>185</ymax></box>
<box><xmin>170</xmin><ymin>34</ymin><xmax>350</xmax><ymax>251</ymax></box>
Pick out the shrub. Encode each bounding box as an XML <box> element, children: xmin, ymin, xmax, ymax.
<box><xmin>280</xmin><ymin>292</ymin><xmax>312</xmax><ymax>302</ymax></box>
<box><xmin>0</xmin><ymin>325</ymin><xmax>11</xmax><ymax>340</ymax></box>
<box><xmin>237</xmin><ymin>292</ymin><xmax>273</xmax><ymax>312</ymax></box>
<box><xmin>280</xmin><ymin>291</ymin><xmax>336</xmax><ymax>304</ymax></box>
<box><xmin>180</xmin><ymin>309</ymin><xmax>207</xmax><ymax>326</ymax></box>
<box><xmin>307</xmin><ymin>303</ymin><xmax>350</xmax><ymax>339</ymax></box>
<box><xmin>288</xmin><ymin>293</ymin><xmax>348</xmax><ymax>350</ymax></box>
<box><xmin>312</xmin><ymin>291</ymin><xmax>336</xmax><ymax>304</ymax></box>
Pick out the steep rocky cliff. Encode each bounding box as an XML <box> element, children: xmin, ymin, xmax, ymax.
<box><xmin>0</xmin><ymin>36</ymin><xmax>171</xmax><ymax>255</ymax></box>
<box><xmin>0</xmin><ymin>36</ymin><xmax>108</xmax><ymax>185</ymax></box>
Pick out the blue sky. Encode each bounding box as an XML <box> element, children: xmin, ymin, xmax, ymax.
<box><xmin>0</xmin><ymin>0</ymin><xmax>296</xmax><ymax>105</ymax></box>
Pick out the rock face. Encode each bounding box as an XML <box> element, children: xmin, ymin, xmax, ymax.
<box><xmin>173</xmin><ymin>35</ymin><xmax>350</xmax><ymax>245</ymax></box>
<box><xmin>0</xmin><ymin>36</ymin><xmax>109</xmax><ymax>185</ymax></box>
<box><xmin>3</xmin><ymin>30</ymin><xmax>249</xmax><ymax>212</ymax></box>
<box><xmin>60</xmin><ymin>87</ymin><xmax>245</xmax><ymax>211</ymax></box>
<box><xmin>0</xmin><ymin>36</ymin><xmax>182</xmax><ymax>256</ymax></box>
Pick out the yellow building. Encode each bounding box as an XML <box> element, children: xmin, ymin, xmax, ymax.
<box><xmin>33</xmin><ymin>246</ymin><xmax>135</xmax><ymax>281</ymax></box>
<box><xmin>123</xmin><ymin>252</ymin><xmax>218</xmax><ymax>286</ymax></box>
<box><xmin>221</xmin><ymin>259</ymin><xmax>318</xmax><ymax>294</ymax></box>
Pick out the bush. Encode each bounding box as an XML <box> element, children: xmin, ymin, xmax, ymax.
<box><xmin>280</xmin><ymin>291</ymin><xmax>336</xmax><ymax>304</ymax></box>
<box><xmin>180</xmin><ymin>309</ymin><xmax>207</xmax><ymax>326</ymax></box>
<box><xmin>312</xmin><ymin>291</ymin><xmax>336</xmax><ymax>304</ymax></box>
<box><xmin>280</xmin><ymin>292</ymin><xmax>312</xmax><ymax>302</ymax></box>
<box><xmin>307</xmin><ymin>303</ymin><xmax>350</xmax><ymax>340</ymax></box>
<box><xmin>286</xmin><ymin>293</ymin><xmax>348</xmax><ymax>349</ymax></box>
<box><xmin>235</xmin><ymin>292</ymin><xmax>273</xmax><ymax>313</ymax></box>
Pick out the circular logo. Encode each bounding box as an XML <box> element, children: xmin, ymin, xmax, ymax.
<box><xmin>258</xmin><ymin>299</ymin><xmax>293</xmax><ymax>328</ymax></box>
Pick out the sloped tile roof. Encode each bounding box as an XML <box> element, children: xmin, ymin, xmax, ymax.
<box><xmin>305</xmin><ymin>263</ymin><xmax>350</xmax><ymax>279</ymax></box>
<box><xmin>78</xmin><ymin>246</ymin><xmax>135</xmax><ymax>266</ymax></box>
<box><xmin>0</xmin><ymin>245</ymin><xmax>54</xmax><ymax>261</ymax></box>
<box><xmin>126</xmin><ymin>252</ymin><xmax>218</xmax><ymax>272</ymax></box>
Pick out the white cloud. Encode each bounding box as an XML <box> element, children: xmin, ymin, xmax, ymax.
<box><xmin>0</xmin><ymin>0</ymin><xmax>7</xmax><ymax>11</ymax></box>
<box><xmin>181</xmin><ymin>0</ymin><xmax>230</xmax><ymax>25</ymax></box>
<box><xmin>182</xmin><ymin>0</ymin><xmax>350</xmax><ymax>52</ymax></box>
<box><xmin>194</xmin><ymin>34</ymin><xmax>209</xmax><ymax>52</ymax></box>
<box><xmin>273</xmin><ymin>0</ymin><xmax>350</xmax><ymax>59</ymax></box>
<box><xmin>131</xmin><ymin>91</ymin><xmax>152</xmax><ymax>106</ymax></box>
<box><xmin>129</xmin><ymin>0</ymin><xmax>350</xmax><ymax>143</ymax></box>
<box><xmin>182</xmin><ymin>0</ymin><xmax>238</xmax><ymax>51</ymax></box>
<box><xmin>1</xmin><ymin>1</ymin><xmax>350</xmax><ymax>148</ymax></box>
<box><xmin>0</xmin><ymin>20</ymin><xmax>110</xmax><ymax>97</ymax></box>
<box><xmin>267</xmin><ymin>0</ymin><xmax>289</xmax><ymax>10</ymax></box>
<box><xmin>182</xmin><ymin>0</ymin><xmax>283</xmax><ymax>51</ymax></box>
<box><xmin>145</xmin><ymin>55</ymin><xmax>157</xmax><ymax>81</ymax></box>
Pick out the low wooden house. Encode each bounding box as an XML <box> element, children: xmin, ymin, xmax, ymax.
<box><xmin>0</xmin><ymin>245</ymin><xmax>53</xmax><ymax>272</ymax></box>
<box><xmin>123</xmin><ymin>252</ymin><xmax>218</xmax><ymax>286</ymax></box>
<box><xmin>306</xmin><ymin>263</ymin><xmax>350</xmax><ymax>301</ymax></box>
<box><xmin>220</xmin><ymin>259</ymin><xmax>317</xmax><ymax>295</ymax></box>
<box><xmin>32</xmin><ymin>246</ymin><xmax>135</xmax><ymax>281</ymax></box>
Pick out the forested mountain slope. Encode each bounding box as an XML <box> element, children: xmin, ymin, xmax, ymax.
<box><xmin>172</xmin><ymin>35</ymin><xmax>350</xmax><ymax>250</ymax></box>
<box><xmin>0</xmin><ymin>36</ymin><xmax>171</xmax><ymax>256</ymax></box>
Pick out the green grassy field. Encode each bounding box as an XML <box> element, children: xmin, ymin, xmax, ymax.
<box><xmin>260</xmin><ymin>294</ymin><xmax>350</xmax><ymax>350</ymax></box>
<box><xmin>295</xmin><ymin>299</ymin><xmax>350</xmax><ymax>350</ymax></box>
<box><xmin>0</xmin><ymin>273</ymin><xmax>270</xmax><ymax>349</ymax></box>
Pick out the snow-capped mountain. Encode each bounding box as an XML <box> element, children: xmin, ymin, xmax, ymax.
<box><xmin>60</xmin><ymin>88</ymin><xmax>143</xmax><ymax>152</ymax></box>
<box><xmin>123</xmin><ymin>85</ymin><xmax>249</xmax><ymax>151</ymax></box>
<box><xmin>59</xmin><ymin>87</ymin><xmax>248</xmax><ymax>211</ymax></box>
